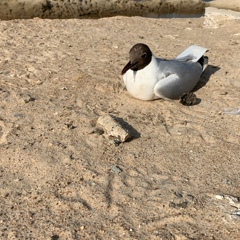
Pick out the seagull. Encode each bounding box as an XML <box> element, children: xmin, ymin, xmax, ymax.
<box><xmin>121</xmin><ymin>43</ymin><xmax>208</xmax><ymax>102</ymax></box>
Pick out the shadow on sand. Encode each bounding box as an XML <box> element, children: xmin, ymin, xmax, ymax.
<box><xmin>194</xmin><ymin>64</ymin><xmax>221</xmax><ymax>92</ymax></box>
<box><xmin>114</xmin><ymin>116</ymin><xmax>141</xmax><ymax>141</ymax></box>
<box><xmin>190</xmin><ymin>64</ymin><xmax>220</xmax><ymax>105</ymax></box>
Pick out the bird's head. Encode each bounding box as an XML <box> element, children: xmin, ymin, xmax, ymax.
<box><xmin>121</xmin><ymin>43</ymin><xmax>152</xmax><ymax>75</ymax></box>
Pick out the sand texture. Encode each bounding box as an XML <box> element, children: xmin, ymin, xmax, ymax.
<box><xmin>0</xmin><ymin>11</ymin><xmax>240</xmax><ymax>240</ymax></box>
<box><xmin>207</xmin><ymin>0</ymin><xmax>240</xmax><ymax>12</ymax></box>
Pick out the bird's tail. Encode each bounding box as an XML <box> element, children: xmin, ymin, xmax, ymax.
<box><xmin>175</xmin><ymin>45</ymin><xmax>208</xmax><ymax>64</ymax></box>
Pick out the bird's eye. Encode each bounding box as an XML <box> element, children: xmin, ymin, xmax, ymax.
<box><xmin>142</xmin><ymin>53</ymin><xmax>147</xmax><ymax>59</ymax></box>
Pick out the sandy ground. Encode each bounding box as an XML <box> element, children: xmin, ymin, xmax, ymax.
<box><xmin>208</xmin><ymin>0</ymin><xmax>240</xmax><ymax>12</ymax></box>
<box><xmin>1</xmin><ymin>10</ymin><xmax>240</xmax><ymax>240</ymax></box>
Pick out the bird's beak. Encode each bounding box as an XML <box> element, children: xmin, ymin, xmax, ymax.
<box><xmin>121</xmin><ymin>61</ymin><xmax>138</xmax><ymax>75</ymax></box>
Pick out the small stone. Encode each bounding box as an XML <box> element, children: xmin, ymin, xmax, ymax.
<box><xmin>13</xmin><ymin>113</ymin><xmax>25</xmax><ymax>118</ymax></box>
<box><xmin>169</xmin><ymin>201</ymin><xmax>189</xmax><ymax>208</ymax></box>
<box><xmin>179</xmin><ymin>92</ymin><xmax>197</xmax><ymax>106</ymax></box>
<box><xmin>224</xmin><ymin>108</ymin><xmax>240</xmax><ymax>115</ymax></box>
<box><xmin>89</xmin><ymin>127</ymin><xmax>104</xmax><ymax>135</ymax></box>
<box><xmin>110</xmin><ymin>165</ymin><xmax>123</xmax><ymax>174</ymax></box>
<box><xmin>20</xmin><ymin>94</ymin><xmax>36</xmax><ymax>103</ymax></box>
<box><xmin>65</xmin><ymin>122</ymin><xmax>77</xmax><ymax>129</ymax></box>
<box><xmin>51</xmin><ymin>235</ymin><xmax>59</xmax><ymax>240</ymax></box>
<box><xmin>215</xmin><ymin>195</ymin><xmax>224</xmax><ymax>200</ymax></box>
<box><xmin>61</xmin><ymin>87</ymin><xmax>68</xmax><ymax>90</ymax></box>
<box><xmin>80</xmin><ymin>226</ymin><xmax>85</xmax><ymax>230</ymax></box>
<box><xmin>96</xmin><ymin>114</ymin><xmax>131</xmax><ymax>143</ymax></box>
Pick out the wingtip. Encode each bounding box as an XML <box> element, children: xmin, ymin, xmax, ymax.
<box><xmin>202</xmin><ymin>56</ymin><xmax>209</xmax><ymax>72</ymax></box>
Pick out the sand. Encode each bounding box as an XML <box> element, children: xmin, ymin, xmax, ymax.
<box><xmin>1</xmin><ymin>8</ymin><xmax>240</xmax><ymax>240</ymax></box>
<box><xmin>207</xmin><ymin>0</ymin><xmax>240</xmax><ymax>12</ymax></box>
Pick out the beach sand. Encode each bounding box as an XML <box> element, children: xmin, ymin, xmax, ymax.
<box><xmin>207</xmin><ymin>0</ymin><xmax>240</xmax><ymax>12</ymax></box>
<box><xmin>0</xmin><ymin>7</ymin><xmax>240</xmax><ymax>240</ymax></box>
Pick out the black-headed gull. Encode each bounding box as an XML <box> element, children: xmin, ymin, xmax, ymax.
<box><xmin>121</xmin><ymin>43</ymin><xmax>208</xmax><ymax>101</ymax></box>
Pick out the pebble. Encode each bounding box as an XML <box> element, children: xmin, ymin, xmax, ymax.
<box><xmin>224</xmin><ymin>108</ymin><xmax>240</xmax><ymax>115</ymax></box>
<box><xmin>110</xmin><ymin>165</ymin><xmax>123</xmax><ymax>174</ymax></box>
<box><xmin>97</xmin><ymin>114</ymin><xmax>131</xmax><ymax>143</ymax></box>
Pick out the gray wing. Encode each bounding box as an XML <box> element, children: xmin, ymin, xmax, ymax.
<box><xmin>154</xmin><ymin>60</ymin><xmax>203</xmax><ymax>99</ymax></box>
<box><xmin>175</xmin><ymin>45</ymin><xmax>208</xmax><ymax>63</ymax></box>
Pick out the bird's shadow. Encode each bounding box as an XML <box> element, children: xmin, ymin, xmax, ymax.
<box><xmin>193</xmin><ymin>64</ymin><xmax>220</xmax><ymax>92</ymax></box>
<box><xmin>188</xmin><ymin>65</ymin><xmax>220</xmax><ymax>105</ymax></box>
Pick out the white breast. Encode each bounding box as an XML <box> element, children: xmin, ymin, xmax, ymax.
<box><xmin>123</xmin><ymin>56</ymin><xmax>161</xmax><ymax>100</ymax></box>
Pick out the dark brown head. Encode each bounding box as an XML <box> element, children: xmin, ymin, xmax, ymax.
<box><xmin>121</xmin><ymin>43</ymin><xmax>152</xmax><ymax>75</ymax></box>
